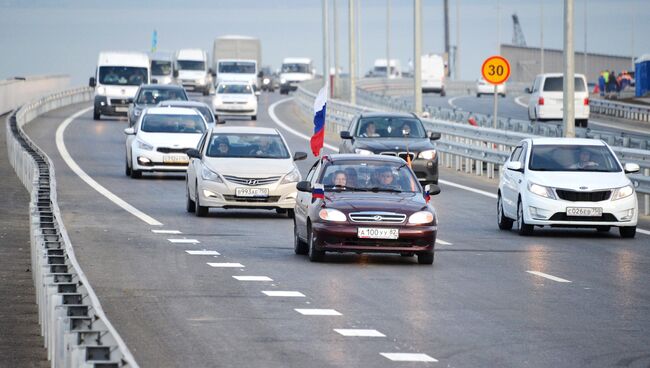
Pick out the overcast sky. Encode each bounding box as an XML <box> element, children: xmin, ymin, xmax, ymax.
<box><xmin>1</xmin><ymin>0</ymin><xmax>648</xmax><ymax>84</ymax></box>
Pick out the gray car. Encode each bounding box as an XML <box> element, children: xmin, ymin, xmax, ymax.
<box><xmin>128</xmin><ymin>84</ymin><xmax>188</xmax><ymax>126</ymax></box>
<box><xmin>157</xmin><ymin>100</ymin><xmax>221</xmax><ymax>126</ymax></box>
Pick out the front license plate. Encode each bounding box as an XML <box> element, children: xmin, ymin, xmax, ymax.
<box><xmin>235</xmin><ymin>187</ymin><xmax>269</xmax><ymax>197</ymax></box>
<box><xmin>163</xmin><ymin>155</ymin><xmax>189</xmax><ymax>164</ymax></box>
<box><xmin>115</xmin><ymin>106</ymin><xmax>128</xmax><ymax>112</ymax></box>
<box><xmin>357</xmin><ymin>228</ymin><xmax>399</xmax><ymax>240</ymax></box>
<box><xmin>566</xmin><ymin>207</ymin><xmax>602</xmax><ymax>217</ymax></box>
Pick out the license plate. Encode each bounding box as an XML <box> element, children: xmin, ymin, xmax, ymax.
<box><xmin>566</xmin><ymin>207</ymin><xmax>602</xmax><ymax>217</ymax></box>
<box><xmin>163</xmin><ymin>155</ymin><xmax>189</xmax><ymax>164</ymax></box>
<box><xmin>357</xmin><ymin>228</ymin><xmax>399</xmax><ymax>240</ymax></box>
<box><xmin>235</xmin><ymin>187</ymin><xmax>269</xmax><ymax>197</ymax></box>
<box><xmin>115</xmin><ymin>106</ymin><xmax>128</xmax><ymax>112</ymax></box>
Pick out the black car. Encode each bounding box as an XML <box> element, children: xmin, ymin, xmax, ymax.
<box><xmin>128</xmin><ymin>84</ymin><xmax>188</xmax><ymax>126</ymax></box>
<box><xmin>338</xmin><ymin>112</ymin><xmax>441</xmax><ymax>184</ymax></box>
<box><xmin>260</xmin><ymin>67</ymin><xmax>277</xmax><ymax>92</ymax></box>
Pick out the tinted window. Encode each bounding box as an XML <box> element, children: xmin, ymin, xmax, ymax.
<box><xmin>136</xmin><ymin>88</ymin><xmax>188</xmax><ymax>105</ymax></box>
<box><xmin>319</xmin><ymin>160</ymin><xmax>419</xmax><ymax>193</ymax></box>
<box><xmin>543</xmin><ymin>77</ymin><xmax>587</xmax><ymax>92</ymax></box>
<box><xmin>355</xmin><ymin>117</ymin><xmax>426</xmax><ymax>138</ymax></box>
<box><xmin>99</xmin><ymin>66</ymin><xmax>148</xmax><ymax>86</ymax></box>
<box><xmin>206</xmin><ymin>134</ymin><xmax>290</xmax><ymax>159</ymax></box>
<box><xmin>141</xmin><ymin>114</ymin><xmax>206</xmax><ymax>133</ymax></box>
<box><xmin>176</xmin><ymin>60</ymin><xmax>205</xmax><ymax>71</ymax></box>
<box><xmin>510</xmin><ymin>146</ymin><xmax>523</xmax><ymax>162</ymax></box>
<box><xmin>281</xmin><ymin>63</ymin><xmax>310</xmax><ymax>73</ymax></box>
<box><xmin>529</xmin><ymin>145</ymin><xmax>621</xmax><ymax>172</ymax></box>
<box><xmin>217</xmin><ymin>84</ymin><xmax>253</xmax><ymax>94</ymax></box>
<box><xmin>151</xmin><ymin>60</ymin><xmax>172</xmax><ymax>75</ymax></box>
<box><xmin>218</xmin><ymin>61</ymin><xmax>256</xmax><ymax>74</ymax></box>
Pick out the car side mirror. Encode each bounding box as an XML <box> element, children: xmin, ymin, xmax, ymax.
<box><xmin>89</xmin><ymin>77</ymin><xmax>96</xmax><ymax>87</ymax></box>
<box><xmin>296</xmin><ymin>181</ymin><xmax>312</xmax><ymax>192</ymax></box>
<box><xmin>173</xmin><ymin>70</ymin><xmax>179</xmax><ymax>78</ymax></box>
<box><xmin>525</xmin><ymin>87</ymin><xmax>532</xmax><ymax>94</ymax></box>
<box><xmin>152</xmin><ymin>78</ymin><xmax>158</xmax><ymax>84</ymax></box>
<box><xmin>424</xmin><ymin>184</ymin><xmax>441</xmax><ymax>196</ymax></box>
<box><xmin>505</xmin><ymin>161</ymin><xmax>523</xmax><ymax>172</ymax></box>
<box><xmin>257</xmin><ymin>71</ymin><xmax>263</xmax><ymax>78</ymax></box>
<box><xmin>340</xmin><ymin>131</ymin><xmax>352</xmax><ymax>139</ymax></box>
<box><xmin>428</xmin><ymin>131</ymin><xmax>441</xmax><ymax>141</ymax></box>
<box><xmin>186</xmin><ymin>148</ymin><xmax>201</xmax><ymax>159</ymax></box>
<box><xmin>624</xmin><ymin>163</ymin><xmax>640</xmax><ymax>173</ymax></box>
<box><xmin>123</xmin><ymin>127</ymin><xmax>135</xmax><ymax>135</ymax></box>
<box><xmin>293</xmin><ymin>152</ymin><xmax>308</xmax><ymax>161</ymax></box>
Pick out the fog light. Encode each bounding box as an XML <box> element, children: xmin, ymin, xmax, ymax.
<box><xmin>285</xmin><ymin>192</ymin><xmax>297</xmax><ymax>200</ymax></box>
<box><xmin>100</xmin><ymin>101</ymin><xmax>105</xmax><ymax>106</ymax></box>
<box><xmin>529</xmin><ymin>206</ymin><xmax>548</xmax><ymax>220</ymax></box>
<box><xmin>620</xmin><ymin>209</ymin><xmax>635</xmax><ymax>221</ymax></box>
<box><xmin>427</xmin><ymin>161</ymin><xmax>434</xmax><ymax>168</ymax></box>
<box><xmin>202</xmin><ymin>189</ymin><xmax>218</xmax><ymax>198</ymax></box>
<box><xmin>137</xmin><ymin>157</ymin><xmax>151</xmax><ymax>165</ymax></box>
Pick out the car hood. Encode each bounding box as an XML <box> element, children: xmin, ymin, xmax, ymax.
<box><xmin>213</xmin><ymin>93</ymin><xmax>254</xmax><ymax>103</ymax></box>
<box><xmin>177</xmin><ymin>70</ymin><xmax>206</xmax><ymax>79</ymax></box>
<box><xmin>99</xmin><ymin>85</ymin><xmax>138</xmax><ymax>99</ymax></box>
<box><xmin>324</xmin><ymin>191</ymin><xmax>429</xmax><ymax>214</ymax></box>
<box><xmin>526</xmin><ymin>170</ymin><xmax>630</xmax><ymax>191</ymax></box>
<box><xmin>204</xmin><ymin>157</ymin><xmax>295</xmax><ymax>177</ymax></box>
<box><xmin>280</xmin><ymin>73</ymin><xmax>313</xmax><ymax>82</ymax></box>
<box><xmin>353</xmin><ymin>138</ymin><xmax>434</xmax><ymax>153</ymax></box>
<box><xmin>217</xmin><ymin>73</ymin><xmax>256</xmax><ymax>83</ymax></box>
<box><xmin>136</xmin><ymin>132</ymin><xmax>203</xmax><ymax>148</ymax></box>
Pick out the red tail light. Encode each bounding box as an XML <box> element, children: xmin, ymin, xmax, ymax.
<box><xmin>538</xmin><ymin>97</ymin><xmax>544</xmax><ymax>105</ymax></box>
<box><xmin>584</xmin><ymin>98</ymin><xmax>589</xmax><ymax>105</ymax></box>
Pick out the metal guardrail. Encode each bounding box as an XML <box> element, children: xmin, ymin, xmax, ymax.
<box><xmin>295</xmin><ymin>80</ymin><xmax>650</xmax><ymax>215</ymax></box>
<box><xmin>590</xmin><ymin>98</ymin><xmax>650</xmax><ymax>123</ymax></box>
<box><xmin>6</xmin><ymin>86</ymin><xmax>139</xmax><ymax>368</ymax></box>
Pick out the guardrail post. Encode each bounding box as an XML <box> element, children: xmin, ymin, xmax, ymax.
<box><xmin>645</xmin><ymin>168</ymin><xmax>650</xmax><ymax>216</ymax></box>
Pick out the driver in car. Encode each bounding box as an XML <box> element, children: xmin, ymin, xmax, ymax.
<box><xmin>572</xmin><ymin>149</ymin><xmax>598</xmax><ymax>169</ymax></box>
<box><xmin>374</xmin><ymin>166</ymin><xmax>401</xmax><ymax>190</ymax></box>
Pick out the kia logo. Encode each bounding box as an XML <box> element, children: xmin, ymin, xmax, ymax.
<box><xmin>373</xmin><ymin>215</ymin><xmax>383</xmax><ymax>221</ymax></box>
<box><xmin>580</xmin><ymin>186</ymin><xmax>588</xmax><ymax>190</ymax></box>
<box><xmin>247</xmin><ymin>179</ymin><xmax>258</xmax><ymax>185</ymax></box>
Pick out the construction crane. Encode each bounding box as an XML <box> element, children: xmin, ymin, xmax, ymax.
<box><xmin>512</xmin><ymin>13</ymin><xmax>527</xmax><ymax>46</ymax></box>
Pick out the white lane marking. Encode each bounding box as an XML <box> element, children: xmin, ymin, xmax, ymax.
<box><xmin>168</xmin><ymin>238</ymin><xmax>199</xmax><ymax>244</ymax></box>
<box><xmin>294</xmin><ymin>308</ymin><xmax>342</xmax><ymax>316</ymax></box>
<box><xmin>56</xmin><ymin>107</ymin><xmax>163</xmax><ymax>226</ymax></box>
<box><xmin>514</xmin><ymin>95</ymin><xmax>528</xmax><ymax>108</ymax></box>
<box><xmin>185</xmin><ymin>250</ymin><xmax>220</xmax><ymax>256</ymax></box>
<box><xmin>207</xmin><ymin>263</ymin><xmax>245</xmax><ymax>268</ymax></box>
<box><xmin>152</xmin><ymin>229</ymin><xmax>181</xmax><ymax>234</ymax></box>
<box><xmin>638</xmin><ymin>228</ymin><xmax>650</xmax><ymax>236</ymax></box>
<box><xmin>262</xmin><ymin>291</ymin><xmax>306</xmax><ymax>297</ymax></box>
<box><xmin>436</xmin><ymin>239</ymin><xmax>452</xmax><ymax>245</ymax></box>
<box><xmin>233</xmin><ymin>276</ymin><xmax>273</xmax><ymax>281</ymax></box>
<box><xmin>447</xmin><ymin>95</ymin><xmax>465</xmax><ymax>110</ymax></box>
<box><xmin>526</xmin><ymin>271</ymin><xmax>572</xmax><ymax>283</ymax></box>
<box><xmin>381</xmin><ymin>353</ymin><xmax>438</xmax><ymax>362</ymax></box>
<box><xmin>438</xmin><ymin>179</ymin><xmax>498</xmax><ymax>199</ymax></box>
<box><xmin>334</xmin><ymin>329</ymin><xmax>385</xmax><ymax>337</ymax></box>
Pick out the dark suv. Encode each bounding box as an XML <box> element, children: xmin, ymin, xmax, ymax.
<box><xmin>338</xmin><ymin>112</ymin><xmax>441</xmax><ymax>184</ymax></box>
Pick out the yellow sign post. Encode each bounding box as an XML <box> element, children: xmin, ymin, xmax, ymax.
<box><xmin>481</xmin><ymin>56</ymin><xmax>511</xmax><ymax>129</ymax></box>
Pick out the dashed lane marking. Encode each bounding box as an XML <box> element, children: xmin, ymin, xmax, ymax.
<box><xmin>295</xmin><ymin>309</ymin><xmax>342</xmax><ymax>316</ymax></box>
<box><xmin>380</xmin><ymin>353</ymin><xmax>438</xmax><ymax>362</ymax></box>
<box><xmin>168</xmin><ymin>239</ymin><xmax>199</xmax><ymax>244</ymax></box>
<box><xmin>152</xmin><ymin>229</ymin><xmax>182</xmax><ymax>234</ymax></box>
<box><xmin>447</xmin><ymin>96</ymin><xmax>465</xmax><ymax>110</ymax></box>
<box><xmin>526</xmin><ymin>271</ymin><xmax>572</xmax><ymax>283</ymax></box>
<box><xmin>233</xmin><ymin>276</ymin><xmax>273</xmax><ymax>281</ymax></box>
<box><xmin>637</xmin><ymin>228</ymin><xmax>650</xmax><ymax>236</ymax></box>
<box><xmin>262</xmin><ymin>291</ymin><xmax>306</xmax><ymax>297</ymax></box>
<box><xmin>334</xmin><ymin>329</ymin><xmax>385</xmax><ymax>337</ymax></box>
<box><xmin>207</xmin><ymin>263</ymin><xmax>245</xmax><ymax>268</ymax></box>
<box><xmin>436</xmin><ymin>239</ymin><xmax>452</xmax><ymax>245</ymax></box>
<box><xmin>185</xmin><ymin>250</ymin><xmax>220</xmax><ymax>256</ymax></box>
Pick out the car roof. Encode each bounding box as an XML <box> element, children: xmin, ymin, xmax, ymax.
<box><xmin>359</xmin><ymin>112</ymin><xmax>417</xmax><ymax>119</ymax></box>
<box><xmin>535</xmin><ymin>73</ymin><xmax>586</xmax><ymax>78</ymax></box>
<box><xmin>144</xmin><ymin>107</ymin><xmax>201</xmax><ymax>115</ymax></box>
<box><xmin>326</xmin><ymin>154</ymin><xmax>408</xmax><ymax>163</ymax></box>
<box><xmin>529</xmin><ymin>137</ymin><xmax>606</xmax><ymax>146</ymax></box>
<box><xmin>157</xmin><ymin>100</ymin><xmax>209</xmax><ymax>107</ymax></box>
<box><xmin>211</xmin><ymin>126</ymin><xmax>279</xmax><ymax>135</ymax></box>
<box><xmin>283</xmin><ymin>57</ymin><xmax>312</xmax><ymax>64</ymax></box>
<box><xmin>138</xmin><ymin>84</ymin><xmax>185</xmax><ymax>90</ymax></box>
<box><xmin>217</xmin><ymin>81</ymin><xmax>252</xmax><ymax>85</ymax></box>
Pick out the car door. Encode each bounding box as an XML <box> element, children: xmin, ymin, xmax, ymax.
<box><xmin>505</xmin><ymin>142</ymin><xmax>529</xmax><ymax>216</ymax></box>
<box><xmin>295</xmin><ymin>160</ymin><xmax>320</xmax><ymax>239</ymax></box>
<box><xmin>188</xmin><ymin>131</ymin><xmax>209</xmax><ymax>198</ymax></box>
<box><xmin>501</xmin><ymin>145</ymin><xmax>523</xmax><ymax>218</ymax></box>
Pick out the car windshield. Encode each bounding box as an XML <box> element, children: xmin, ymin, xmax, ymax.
<box><xmin>140</xmin><ymin>114</ymin><xmax>206</xmax><ymax>134</ymax></box>
<box><xmin>176</xmin><ymin>60</ymin><xmax>205</xmax><ymax>71</ymax></box>
<box><xmin>217</xmin><ymin>84</ymin><xmax>253</xmax><ymax>94</ymax></box>
<box><xmin>206</xmin><ymin>133</ymin><xmax>290</xmax><ymax>159</ymax></box>
<box><xmin>98</xmin><ymin>66</ymin><xmax>148</xmax><ymax>86</ymax></box>
<box><xmin>151</xmin><ymin>60</ymin><xmax>172</xmax><ymax>75</ymax></box>
<box><xmin>136</xmin><ymin>88</ymin><xmax>187</xmax><ymax>105</ymax></box>
<box><xmin>194</xmin><ymin>106</ymin><xmax>214</xmax><ymax>122</ymax></box>
<box><xmin>281</xmin><ymin>63</ymin><xmax>310</xmax><ymax>73</ymax></box>
<box><xmin>543</xmin><ymin>77</ymin><xmax>587</xmax><ymax>92</ymax></box>
<box><xmin>355</xmin><ymin>117</ymin><xmax>426</xmax><ymax>138</ymax></box>
<box><xmin>218</xmin><ymin>61</ymin><xmax>256</xmax><ymax>74</ymax></box>
<box><xmin>320</xmin><ymin>160</ymin><xmax>420</xmax><ymax>193</ymax></box>
<box><xmin>528</xmin><ymin>144</ymin><xmax>621</xmax><ymax>172</ymax></box>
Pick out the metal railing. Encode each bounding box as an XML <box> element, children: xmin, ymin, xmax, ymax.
<box><xmin>590</xmin><ymin>98</ymin><xmax>650</xmax><ymax>123</ymax></box>
<box><xmin>6</xmin><ymin>86</ymin><xmax>139</xmax><ymax>368</ymax></box>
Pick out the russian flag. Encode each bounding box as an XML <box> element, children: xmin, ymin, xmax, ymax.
<box><xmin>424</xmin><ymin>190</ymin><xmax>431</xmax><ymax>204</ymax></box>
<box><xmin>310</xmin><ymin>84</ymin><xmax>327</xmax><ymax>156</ymax></box>
<box><xmin>312</xmin><ymin>184</ymin><xmax>325</xmax><ymax>200</ymax></box>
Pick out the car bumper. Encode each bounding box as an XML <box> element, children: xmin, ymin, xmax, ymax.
<box><xmin>280</xmin><ymin>82</ymin><xmax>299</xmax><ymax>91</ymax></box>
<box><xmin>312</xmin><ymin>222</ymin><xmax>436</xmax><ymax>253</ymax></box>
<box><xmin>197</xmin><ymin>180</ymin><xmax>297</xmax><ymax>209</ymax></box>
<box><xmin>132</xmin><ymin>147</ymin><xmax>191</xmax><ymax>172</ymax></box>
<box><xmin>214</xmin><ymin>105</ymin><xmax>257</xmax><ymax>116</ymax></box>
<box><xmin>411</xmin><ymin>158</ymin><xmax>439</xmax><ymax>183</ymax></box>
<box><xmin>537</xmin><ymin>105</ymin><xmax>590</xmax><ymax>120</ymax></box>
<box><xmin>95</xmin><ymin>95</ymin><xmax>130</xmax><ymax>116</ymax></box>
<box><xmin>522</xmin><ymin>193</ymin><xmax>638</xmax><ymax>227</ymax></box>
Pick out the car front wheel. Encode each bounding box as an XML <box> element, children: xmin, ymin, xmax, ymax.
<box><xmin>516</xmin><ymin>199</ymin><xmax>534</xmax><ymax>236</ymax></box>
<box><xmin>195</xmin><ymin>183</ymin><xmax>208</xmax><ymax>217</ymax></box>
<box><xmin>186</xmin><ymin>182</ymin><xmax>196</xmax><ymax>213</ymax></box>
<box><xmin>308</xmin><ymin>224</ymin><xmax>324</xmax><ymax>262</ymax></box>
<box><xmin>497</xmin><ymin>194</ymin><xmax>514</xmax><ymax>230</ymax></box>
<box><xmin>619</xmin><ymin>226</ymin><xmax>636</xmax><ymax>238</ymax></box>
<box><xmin>417</xmin><ymin>251</ymin><xmax>434</xmax><ymax>265</ymax></box>
<box><xmin>294</xmin><ymin>219</ymin><xmax>308</xmax><ymax>255</ymax></box>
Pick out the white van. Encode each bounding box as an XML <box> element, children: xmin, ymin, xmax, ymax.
<box><xmin>279</xmin><ymin>57</ymin><xmax>315</xmax><ymax>94</ymax></box>
<box><xmin>421</xmin><ymin>54</ymin><xmax>446</xmax><ymax>95</ymax></box>
<box><xmin>527</xmin><ymin>73</ymin><xmax>590</xmax><ymax>127</ymax></box>
<box><xmin>89</xmin><ymin>51</ymin><xmax>150</xmax><ymax>120</ymax></box>
<box><xmin>175</xmin><ymin>49</ymin><xmax>212</xmax><ymax>96</ymax></box>
<box><xmin>149</xmin><ymin>51</ymin><xmax>174</xmax><ymax>85</ymax></box>
<box><xmin>372</xmin><ymin>59</ymin><xmax>401</xmax><ymax>79</ymax></box>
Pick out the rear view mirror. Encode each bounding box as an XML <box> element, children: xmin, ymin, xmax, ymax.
<box><xmin>173</xmin><ymin>70</ymin><xmax>179</xmax><ymax>78</ymax></box>
<box><xmin>506</xmin><ymin>161</ymin><xmax>523</xmax><ymax>172</ymax></box>
<box><xmin>340</xmin><ymin>131</ymin><xmax>352</xmax><ymax>139</ymax></box>
<box><xmin>123</xmin><ymin>127</ymin><xmax>135</xmax><ymax>135</ymax></box>
<box><xmin>296</xmin><ymin>181</ymin><xmax>312</xmax><ymax>192</ymax></box>
<box><xmin>424</xmin><ymin>184</ymin><xmax>441</xmax><ymax>196</ymax></box>
<box><xmin>152</xmin><ymin>78</ymin><xmax>158</xmax><ymax>84</ymax></box>
<box><xmin>293</xmin><ymin>152</ymin><xmax>308</xmax><ymax>161</ymax></box>
<box><xmin>186</xmin><ymin>148</ymin><xmax>201</xmax><ymax>159</ymax></box>
<box><xmin>89</xmin><ymin>77</ymin><xmax>96</xmax><ymax>87</ymax></box>
<box><xmin>624</xmin><ymin>163</ymin><xmax>640</xmax><ymax>173</ymax></box>
<box><xmin>428</xmin><ymin>131</ymin><xmax>441</xmax><ymax>141</ymax></box>
<box><xmin>525</xmin><ymin>87</ymin><xmax>532</xmax><ymax>94</ymax></box>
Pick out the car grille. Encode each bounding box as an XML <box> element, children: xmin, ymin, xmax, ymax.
<box><xmin>556</xmin><ymin>189</ymin><xmax>611</xmax><ymax>202</ymax></box>
<box><xmin>157</xmin><ymin>147</ymin><xmax>190</xmax><ymax>154</ymax></box>
<box><xmin>379</xmin><ymin>152</ymin><xmax>416</xmax><ymax>161</ymax></box>
<box><xmin>110</xmin><ymin>98</ymin><xmax>132</xmax><ymax>106</ymax></box>
<box><xmin>223</xmin><ymin>101</ymin><xmax>248</xmax><ymax>105</ymax></box>
<box><xmin>222</xmin><ymin>175</ymin><xmax>281</xmax><ymax>186</ymax></box>
<box><xmin>222</xmin><ymin>195</ymin><xmax>280</xmax><ymax>203</ymax></box>
<box><xmin>349</xmin><ymin>212</ymin><xmax>406</xmax><ymax>224</ymax></box>
<box><xmin>549</xmin><ymin>213</ymin><xmax>617</xmax><ymax>222</ymax></box>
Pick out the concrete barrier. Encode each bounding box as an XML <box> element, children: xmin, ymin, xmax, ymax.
<box><xmin>0</xmin><ymin>75</ymin><xmax>70</xmax><ymax>115</ymax></box>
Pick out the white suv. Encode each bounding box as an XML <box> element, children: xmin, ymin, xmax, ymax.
<box><xmin>497</xmin><ymin>138</ymin><xmax>640</xmax><ymax>238</ymax></box>
<box><xmin>527</xmin><ymin>73</ymin><xmax>590</xmax><ymax>127</ymax></box>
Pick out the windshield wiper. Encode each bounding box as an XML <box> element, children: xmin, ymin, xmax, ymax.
<box><xmin>366</xmin><ymin>187</ymin><xmax>402</xmax><ymax>193</ymax></box>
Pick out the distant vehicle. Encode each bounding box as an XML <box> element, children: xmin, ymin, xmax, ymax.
<box><xmin>174</xmin><ymin>49</ymin><xmax>212</xmax><ymax>96</ymax></box>
<box><xmin>497</xmin><ymin>138</ymin><xmax>639</xmax><ymax>238</ymax></box>
<box><xmin>421</xmin><ymin>54</ymin><xmax>446</xmax><ymax>95</ymax></box>
<box><xmin>128</xmin><ymin>84</ymin><xmax>188</xmax><ymax>127</ymax></box>
<box><xmin>293</xmin><ymin>154</ymin><xmax>441</xmax><ymax>264</ymax></box>
<box><xmin>157</xmin><ymin>100</ymin><xmax>219</xmax><ymax>126</ymax></box>
<box><xmin>338</xmin><ymin>112</ymin><xmax>441</xmax><ymax>184</ymax></box>
<box><xmin>370</xmin><ymin>59</ymin><xmax>401</xmax><ymax>79</ymax></box>
<box><xmin>149</xmin><ymin>51</ymin><xmax>174</xmax><ymax>85</ymax></box>
<box><xmin>476</xmin><ymin>78</ymin><xmax>506</xmax><ymax>97</ymax></box>
<box><xmin>526</xmin><ymin>73</ymin><xmax>590</xmax><ymax>127</ymax></box>
<box><xmin>279</xmin><ymin>58</ymin><xmax>315</xmax><ymax>94</ymax></box>
<box><xmin>260</xmin><ymin>66</ymin><xmax>278</xmax><ymax>92</ymax></box>
<box><xmin>185</xmin><ymin>126</ymin><xmax>307</xmax><ymax>217</ymax></box>
<box><xmin>89</xmin><ymin>51</ymin><xmax>150</xmax><ymax>120</ymax></box>
<box><xmin>212</xmin><ymin>36</ymin><xmax>261</xmax><ymax>89</ymax></box>
<box><xmin>123</xmin><ymin>107</ymin><xmax>207</xmax><ymax>179</ymax></box>
<box><xmin>212</xmin><ymin>81</ymin><xmax>258</xmax><ymax>122</ymax></box>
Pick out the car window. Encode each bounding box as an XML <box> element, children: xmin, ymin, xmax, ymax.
<box><xmin>518</xmin><ymin>143</ymin><xmax>528</xmax><ymax>166</ymax></box>
<box><xmin>542</xmin><ymin>77</ymin><xmax>587</xmax><ymax>92</ymax></box>
<box><xmin>217</xmin><ymin>84</ymin><xmax>253</xmax><ymax>94</ymax></box>
<box><xmin>218</xmin><ymin>61</ymin><xmax>255</xmax><ymax>74</ymax></box>
<box><xmin>197</xmin><ymin>131</ymin><xmax>208</xmax><ymax>153</ymax></box>
<box><xmin>205</xmin><ymin>133</ymin><xmax>290</xmax><ymax>159</ymax></box>
<box><xmin>528</xmin><ymin>144</ymin><xmax>621</xmax><ymax>172</ymax></box>
<box><xmin>306</xmin><ymin>161</ymin><xmax>320</xmax><ymax>184</ymax></box>
<box><xmin>318</xmin><ymin>160</ymin><xmax>419</xmax><ymax>193</ymax></box>
<box><xmin>137</xmin><ymin>88</ymin><xmax>188</xmax><ymax>105</ymax></box>
<box><xmin>140</xmin><ymin>114</ymin><xmax>206</xmax><ymax>133</ymax></box>
<box><xmin>99</xmin><ymin>66</ymin><xmax>148</xmax><ymax>86</ymax></box>
<box><xmin>176</xmin><ymin>60</ymin><xmax>205</xmax><ymax>71</ymax></box>
<box><xmin>532</xmin><ymin>77</ymin><xmax>540</xmax><ymax>93</ymax></box>
<box><xmin>355</xmin><ymin>117</ymin><xmax>426</xmax><ymax>138</ymax></box>
<box><xmin>151</xmin><ymin>60</ymin><xmax>172</xmax><ymax>75</ymax></box>
<box><xmin>510</xmin><ymin>146</ymin><xmax>523</xmax><ymax>162</ymax></box>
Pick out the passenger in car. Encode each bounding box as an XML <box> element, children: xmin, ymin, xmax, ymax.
<box><xmin>360</xmin><ymin>121</ymin><xmax>381</xmax><ymax>137</ymax></box>
<box><xmin>333</xmin><ymin>171</ymin><xmax>347</xmax><ymax>188</ymax></box>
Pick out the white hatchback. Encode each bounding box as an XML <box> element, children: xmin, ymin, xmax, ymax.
<box><xmin>124</xmin><ymin>107</ymin><xmax>207</xmax><ymax>178</ymax></box>
<box><xmin>212</xmin><ymin>82</ymin><xmax>258</xmax><ymax>122</ymax></box>
<box><xmin>476</xmin><ymin>78</ymin><xmax>506</xmax><ymax>97</ymax></box>
<box><xmin>527</xmin><ymin>73</ymin><xmax>590</xmax><ymax>127</ymax></box>
<box><xmin>497</xmin><ymin>138</ymin><xmax>640</xmax><ymax>238</ymax></box>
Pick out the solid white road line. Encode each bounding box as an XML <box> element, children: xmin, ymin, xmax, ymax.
<box><xmin>447</xmin><ymin>96</ymin><xmax>465</xmax><ymax>110</ymax></box>
<box><xmin>436</xmin><ymin>239</ymin><xmax>452</xmax><ymax>246</ymax></box>
<box><xmin>334</xmin><ymin>329</ymin><xmax>385</xmax><ymax>337</ymax></box>
<box><xmin>152</xmin><ymin>229</ymin><xmax>182</xmax><ymax>234</ymax></box>
<box><xmin>294</xmin><ymin>309</ymin><xmax>342</xmax><ymax>316</ymax></box>
<box><xmin>168</xmin><ymin>239</ymin><xmax>199</xmax><ymax>244</ymax></box>
<box><xmin>637</xmin><ymin>228</ymin><xmax>650</xmax><ymax>236</ymax></box>
<box><xmin>185</xmin><ymin>250</ymin><xmax>220</xmax><ymax>256</ymax></box>
<box><xmin>233</xmin><ymin>276</ymin><xmax>273</xmax><ymax>281</ymax></box>
<box><xmin>514</xmin><ymin>95</ymin><xmax>528</xmax><ymax>108</ymax></box>
<box><xmin>438</xmin><ymin>179</ymin><xmax>498</xmax><ymax>199</ymax></box>
<box><xmin>207</xmin><ymin>263</ymin><xmax>245</xmax><ymax>268</ymax></box>
<box><xmin>262</xmin><ymin>291</ymin><xmax>305</xmax><ymax>297</ymax></box>
<box><xmin>380</xmin><ymin>353</ymin><xmax>438</xmax><ymax>362</ymax></box>
<box><xmin>526</xmin><ymin>271</ymin><xmax>572</xmax><ymax>283</ymax></box>
<box><xmin>56</xmin><ymin>107</ymin><xmax>163</xmax><ymax>226</ymax></box>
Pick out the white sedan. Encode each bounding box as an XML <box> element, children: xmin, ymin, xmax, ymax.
<box><xmin>124</xmin><ymin>107</ymin><xmax>207</xmax><ymax>178</ymax></box>
<box><xmin>497</xmin><ymin>138</ymin><xmax>639</xmax><ymax>238</ymax></box>
<box><xmin>476</xmin><ymin>78</ymin><xmax>506</xmax><ymax>97</ymax></box>
<box><xmin>185</xmin><ymin>126</ymin><xmax>307</xmax><ymax>217</ymax></box>
<box><xmin>212</xmin><ymin>82</ymin><xmax>258</xmax><ymax>122</ymax></box>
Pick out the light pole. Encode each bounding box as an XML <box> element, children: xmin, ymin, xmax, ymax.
<box><xmin>563</xmin><ymin>0</ymin><xmax>575</xmax><ymax>138</ymax></box>
<box><xmin>333</xmin><ymin>0</ymin><xmax>340</xmax><ymax>98</ymax></box>
<box><xmin>414</xmin><ymin>0</ymin><xmax>422</xmax><ymax>115</ymax></box>
<box><xmin>323</xmin><ymin>0</ymin><xmax>329</xmax><ymax>93</ymax></box>
<box><xmin>349</xmin><ymin>0</ymin><xmax>356</xmax><ymax>104</ymax></box>
<box><xmin>583</xmin><ymin>0</ymin><xmax>587</xmax><ymax>78</ymax></box>
<box><xmin>455</xmin><ymin>0</ymin><xmax>460</xmax><ymax>80</ymax></box>
<box><xmin>540</xmin><ymin>0</ymin><xmax>544</xmax><ymax>73</ymax></box>
<box><xmin>386</xmin><ymin>0</ymin><xmax>391</xmax><ymax>79</ymax></box>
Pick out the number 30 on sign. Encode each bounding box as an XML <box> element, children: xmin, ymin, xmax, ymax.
<box><xmin>481</xmin><ymin>56</ymin><xmax>511</xmax><ymax>85</ymax></box>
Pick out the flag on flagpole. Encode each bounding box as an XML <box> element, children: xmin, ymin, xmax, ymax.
<box><xmin>310</xmin><ymin>84</ymin><xmax>327</xmax><ymax>156</ymax></box>
<box><xmin>151</xmin><ymin>30</ymin><xmax>158</xmax><ymax>53</ymax></box>
<box><xmin>312</xmin><ymin>184</ymin><xmax>325</xmax><ymax>200</ymax></box>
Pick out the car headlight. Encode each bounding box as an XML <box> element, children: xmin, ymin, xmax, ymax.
<box><xmin>97</xmin><ymin>86</ymin><xmax>106</xmax><ymax>95</ymax></box>
<box><xmin>201</xmin><ymin>166</ymin><xmax>223</xmax><ymax>183</ymax></box>
<box><xmin>354</xmin><ymin>148</ymin><xmax>373</xmax><ymax>155</ymax></box>
<box><xmin>280</xmin><ymin>78</ymin><xmax>287</xmax><ymax>84</ymax></box>
<box><xmin>528</xmin><ymin>182</ymin><xmax>555</xmax><ymax>199</ymax></box>
<box><xmin>263</xmin><ymin>78</ymin><xmax>270</xmax><ymax>84</ymax></box>
<box><xmin>281</xmin><ymin>168</ymin><xmax>301</xmax><ymax>184</ymax></box>
<box><xmin>408</xmin><ymin>211</ymin><xmax>434</xmax><ymax>224</ymax></box>
<box><xmin>136</xmin><ymin>138</ymin><xmax>153</xmax><ymax>151</ymax></box>
<box><xmin>212</xmin><ymin>97</ymin><xmax>223</xmax><ymax>106</ymax></box>
<box><xmin>418</xmin><ymin>150</ymin><xmax>437</xmax><ymax>160</ymax></box>
<box><xmin>612</xmin><ymin>184</ymin><xmax>634</xmax><ymax>201</ymax></box>
<box><xmin>318</xmin><ymin>208</ymin><xmax>347</xmax><ymax>222</ymax></box>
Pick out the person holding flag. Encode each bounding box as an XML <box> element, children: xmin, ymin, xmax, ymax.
<box><xmin>310</xmin><ymin>83</ymin><xmax>327</xmax><ymax>157</ymax></box>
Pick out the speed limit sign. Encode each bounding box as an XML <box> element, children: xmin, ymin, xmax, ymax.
<box><xmin>481</xmin><ymin>56</ymin><xmax>511</xmax><ymax>85</ymax></box>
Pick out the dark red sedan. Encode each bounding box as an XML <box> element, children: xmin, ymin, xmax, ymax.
<box><xmin>293</xmin><ymin>154</ymin><xmax>440</xmax><ymax>264</ymax></box>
